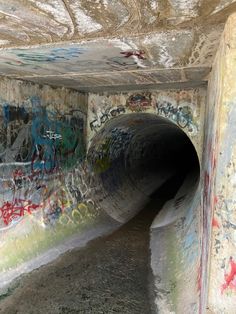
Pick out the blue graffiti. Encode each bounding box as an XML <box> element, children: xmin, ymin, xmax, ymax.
<box><xmin>16</xmin><ymin>47</ymin><xmax>85</xmax><ymax>63</ymax></box>
<box><xmin>0</xmin><ymin>96</ymin><xmax>85</xmax><ymax>171</ymax></box>
<box><xmin>31</xmin><ymin>105</ymin><xmax>85</xmax><ymax>173</ymax></box>
<box><xmin>30</xmin><ymin>96</ymin><xmax>41</xmax><ymax>107</ymax></box>
<box><xmin>31</xmin><ymin>107</ymin><xmax>61</xmax><ymax>174</ymax></box>
<box><xmin>3</xmin><ymin>104</ymin><xmax>9</xmax><ymax>126</ymax></box>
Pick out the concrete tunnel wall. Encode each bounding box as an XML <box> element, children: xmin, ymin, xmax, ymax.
<box><xmin>0</xmin><ymin>78</ymin><xmax>102</xmax><ymax>289</ymax></box>
<box><xmin>0</xmin><ymin>78</ymin><xmax>208</xmax><ymax>312</ymax></box>
<box><xmin>201</xmin><ymin>14</ymin><xmax>236</xmax><ymax>314</ymax></box>
<box><xmin>87</xmin><ymin>113</ymin><xmax>200</xmax><ymax>223</ymax></box>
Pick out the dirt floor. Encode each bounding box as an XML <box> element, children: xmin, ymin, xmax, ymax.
<box><xmin>0</xmin><ymin>197</ymin><xmax>164</xmax><ymax>314</ymax></box>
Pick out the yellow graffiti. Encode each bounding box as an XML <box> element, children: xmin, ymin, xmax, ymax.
<box><xmin>59</xmin><ymin>213</ymin><xmax>73</xmax><ymax>226</ymax></box>
<box><xmin>58</xmin><ymin>202</ymin><xmax>96</xmax><ymax>226</ymax></box>
<box><xmin>94</xmin><ymin>156</ymin><xmax>111</xmax><ymax>173</ymax></box>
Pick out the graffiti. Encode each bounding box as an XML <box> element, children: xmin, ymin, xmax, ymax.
<box><xmin>126</xmin><ymin>94</ymin><xmax>151</xmax><ymax>112</ymax></box>
<box><xmin>0</xmin><ymin>121</ymin><xmax>32</xmax><ymax>162</ymax></box>
<box><xmin>90</xmin><ymin>137</ymin><xmax>112</xmax><ymax>174</ymax></box>
<box><xmin>30</xmin><ymin>102</ymin><xmax>85</xmax><ymax>173</ymax></box>
<box><xmin>109</xmin><ymin>127</ymin><xmax>133</xmax><ymax>158</ymax></box>
<box><xmin>0</xmin><ymin>94</ymin><xmax>88</xmax><ymax>230</ymax></box>
<box><xmin>212</xmin><ymin>217</ymin><xmax>220</xmax><ymax>228</ymax></box>
<box><xmin>94</xmin><ymin>155</ymin><xmax>111</xmax><ymax>174</ymax></box>
<box><xmin>88</xmin><ymin>93</ymin><xmax>199</xmax><ymax>139</ymax></box>
<box><xmin>65</xmin><ymin>164</ymin><xmax>92</xmax><ymax>204</ymax></box>
<box><xmin>90</xmin><ymin>105</ymin><xmax>126</xmax><ymax>132</ymax></box>
<box><xmin>156</xmin><ymin>101</ymin><xmax>195</xmax><ymax>130</ymax></box>
<box><xmin>16</xmin><ymin>47</ymin><xmax>85</xmax><ymax>63</ymax></box>
<box><xmin>106</xmin><ymin>56</ymin><xmax>137</xmax><ymax>69</ymax></box>
<box><xmin>31</xmin><ymin>144</ymin><xmax>59</xmax><ymax>175</ymax></box>
<box><xmin>31</xmin><ymin>106</ymin><xmax>59</xmax><ymax>174</ymax></box>
<box><xmin>89</xmin><ymin>127</ymin><xmax>133</xmax><ymax>174</ymax></box>
<box><xmin>90</xmin><ymin>119</ymin><xmax>101</xmax><ymax>132</ymax></box>
<box><xmin>43</xmin><ymin>201</ymin><xmax>62</xmax><ymax>226</ymax></box>
<box><xmin>58</xmin><ymin>201</ymin><xmax>97</xmax><ymax>227</ymax></box>
<box><xmin>3</xmin><ymin>104</ymin><xmax>29</xmax><ymax>125</ymax></box>
<box><xmin>43</xmin><ymin>130</ymin><xmax>62</xmax><ymax>140</ymax></box>
<box><xmin>12</xmin><ymin>168</ymin><xmax>31</xmax><ymax>189</ymax></box>
<box><xmin>120</xmin><ymin>50</ymin><xmax>146</xmax><ymax>60</ymax></box>
<box><xmin>109</xmin><ymin>106</ymin><xmax>126</xmax><ymax>117</ymax></box>
<box><xmin>0</xmin><ymin>98</ymin><xmax>85</xmax><ymax>169</ymax></box>
<box><xmin>0</xmin><ymin>198</ymin><xmax>41</xmax><ymax>226</ymax></box>
<box><xmin>40</xmin><ymin>185</ymin><xmax>97</xmax><ymax>227</ymax></box>
<box><xmin>221</xmin><ymin>257</ymin><xmax>236</xmax><ymax>294</ymax></box>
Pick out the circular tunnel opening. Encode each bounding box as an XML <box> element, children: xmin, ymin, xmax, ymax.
<box><xmin>87</xmin><ymin>113</ymin><xmax>200</xmax><ymax>223</ymax></box>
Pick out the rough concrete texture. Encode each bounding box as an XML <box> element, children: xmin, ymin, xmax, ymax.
<box><xmin>0</xmin><ymin>76</ymin><xmax>87</xmax><ymax>112</ymax></box>
<box><xmin>87</xmin><ymin>113</ymin><xmax>199</xmax><ymax>220</ymax></box>
<box><xmin>0</xmin><ymin>2</ymin><xmax>235</xmax><ymax>314</ymax></box>
<box><xmin>151</xmin><ymin>174</ymin><xmax>200</xmax><ymax>313</ymax></box>
<box><xmin>0</xmin><ymin>77</ymin><xmax>96</xmax><ymax>287</ymax></box>
<box><xmin>0</xmin><ymin>199</ymin><xmax>165</xmax><ymax>314</ymax></box>
<box><xmin>0</xmin><ymin>171</ymin><xmax>199</xmax><ymax>314</ymax></box>
<box><xmin>87</xmin><ymin>88</ymin><xmax>206</xmax><ymax>157</ymax></box>
<box><xmin>86</xmin><ymin>110</ymin><xmax>202</xmax><ymax>312</ymax></box>
<box><xmin>202</xmin><ymin>13</ymin><xmax>236</xmax><ymax>313</ymax></box>
<box><xmin>0</xmin><ymin>78</ymin><xmax>204</xmax><ymax>313</ymax></box>
<box><xmin>0</xmin><ymin>1</ymin><xmax>234</xmax><ymax>90</ymax></box>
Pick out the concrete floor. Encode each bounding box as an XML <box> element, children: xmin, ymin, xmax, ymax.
<box><xmin>0</xmin><ymin>197</ymin><xmax>165</xmax><ymax>314</ymax></box>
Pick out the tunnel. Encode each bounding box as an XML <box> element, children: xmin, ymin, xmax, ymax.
<box><xmin>0</xmin><ymin>109</ymin><xmax>203</xmax><ymax>313</ymax></box>
<box><xmin>87</xmin><ymin>113</ymin><xmax>200</xmax><ymax>224</ymax></box>
<box><xmin>0</xmin><ymin>2</ymin><xmax>236</xmax><ymax>312</ymax></box>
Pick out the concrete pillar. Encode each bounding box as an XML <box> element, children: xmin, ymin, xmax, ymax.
<box><xmin>204</xmin><ymin>13</ymin><xmax>236</xmax><ymax>314</ymax></box>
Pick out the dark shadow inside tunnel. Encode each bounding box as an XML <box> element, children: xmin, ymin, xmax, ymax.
<box><xmin>88</xmin><ymin>113</ymin><xmax>200</xmax><ymax>223</ymax></box>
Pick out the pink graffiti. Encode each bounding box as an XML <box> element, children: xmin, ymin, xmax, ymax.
<box><xmin>0</xmin><ymin>199</ymin><xmax>41</xmax><ymax>226</ymax></box>
<box><xmin>212</xmin><ymin>217</ymin><xmax>220</xmax><ymax>228</ymax></box>
<box><xmin>120</xmin><ymin>50</ymin><xmax>146</xmax><ymax>59</ymax></box>
<box><xmin>221</xmin><ymin>257</ymin><xmax>236</xmax><ymax>294</ymax></box>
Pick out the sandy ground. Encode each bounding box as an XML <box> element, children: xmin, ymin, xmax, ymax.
<box><xmin>0</xmin><ymin>198</ymin><xmax>164</xmax><ymax>314</ymax></box>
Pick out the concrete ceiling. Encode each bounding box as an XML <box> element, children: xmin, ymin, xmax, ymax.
<box><xmin>0</xmin><ymin>0</ymin><xmax>235</xmax><ymax>91</ymax></box>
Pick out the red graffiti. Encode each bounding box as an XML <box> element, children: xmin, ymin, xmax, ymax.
<box><xmin>0</xmin><ymin>199</ymin><xmax>41</xmax><ymax>226</ymax></box>
<box><xmin>120</xmin><ymin>50</ymin><xmax>146</xmax><ymax>59</ymax></box>
<box><xmin>13</xmin><ymin>169</ymin><xmax>24</xmax><ymax>178</ymax></box>
<box><xmin>212</xmin><ymin>217</ymin><xmax>220</xmax><ymax>228</ymax></box>
<box><xmin>221</xmin><ymin>257</ymin><xmax>236</xmax><ymax>294</ymax></box>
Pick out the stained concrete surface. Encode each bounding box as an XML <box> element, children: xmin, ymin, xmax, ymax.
<box><xmin>0</xmin><ymin>173</ymin><xmax>186</xmax><ymax>314</ymax></box>
<box><xmin>0</xmin><ymin>1</ymin><xmax>232</xmax><ymax>90</ymax></box>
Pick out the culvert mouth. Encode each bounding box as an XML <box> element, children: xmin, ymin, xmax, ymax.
<box><xmin>87</xmin><ymin>113</ymin><xmax>200</xmax><ymax>223</ymax></box>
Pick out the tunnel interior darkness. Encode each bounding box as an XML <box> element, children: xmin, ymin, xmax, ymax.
<box><xmin>88</xmin><ymin>113</ymin><xmax>200</xmax><ymax>223</ymax></box>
